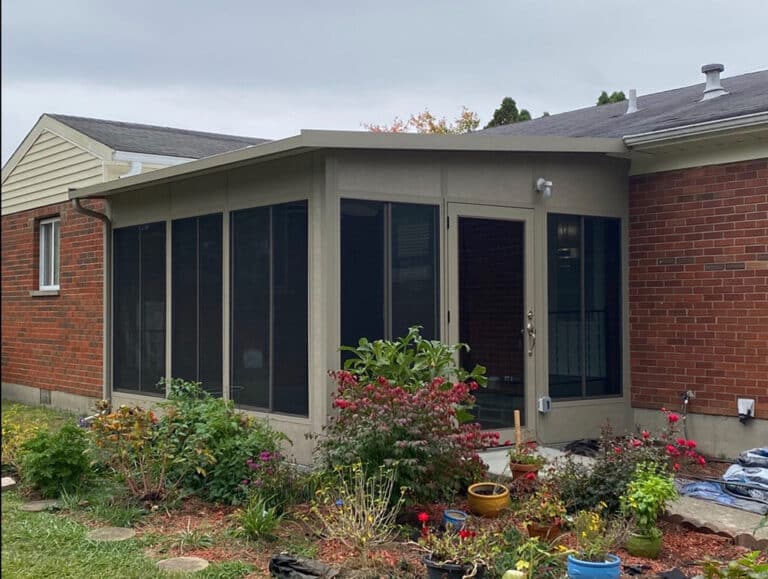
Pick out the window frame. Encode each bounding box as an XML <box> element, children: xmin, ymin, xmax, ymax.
<box><xmin>39</xmin><ymin>217</ymin><xmax>61</xmax><ymax>291</ymax></box>
<box><xmin>547</xmin><ymin>213</ymin><xmax>623</xmax><ymax>400</ymax></box>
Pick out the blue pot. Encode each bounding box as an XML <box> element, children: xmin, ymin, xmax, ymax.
<box><xmin>442</xmin><ymin>509</ymin><xmax>468</xmax><ymax>532</ymax></box>
<box><xmin>567</xmin><ymin>554</ymin><xmax>620</xmax><ymax>578</ymax></box>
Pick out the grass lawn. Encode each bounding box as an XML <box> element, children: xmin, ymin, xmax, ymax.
<box><xmin>1</xmin><ymin>490</ymin><xmax>254</xmax><ymax>578</ymax></box>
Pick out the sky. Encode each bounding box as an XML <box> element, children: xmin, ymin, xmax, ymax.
<box><xmin>2</xmin><ymin>0</ymin><xmax>767</xmax><ymax>164</ymax></box>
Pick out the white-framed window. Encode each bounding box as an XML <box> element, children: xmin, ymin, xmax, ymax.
<box><xmin>39</xmin><ymin>217</ymin><xmax>61</xmax><ymax>290</ymax></box>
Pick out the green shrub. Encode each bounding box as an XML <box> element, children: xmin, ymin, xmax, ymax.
<box><xmin>319</xmin><ymin>329</ymin><xmax>497</xmax><ymax>505</ymax></box>
<box><xmin>20</xmin><ymin>423</ymin><xmax>91</xmax><ymax>497</ymax></box>
<box><xmin>158</xmin><ymin>379</ymin><xmax>290</xmax><ymax>504</ymax></box>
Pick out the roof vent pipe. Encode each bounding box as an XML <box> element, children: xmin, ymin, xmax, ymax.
<box><xmin>701</xmin><ymin>63</ymin><xmax>728</xmax><ymax>100</ymax></box>
<box><xmin>626</xmin><ymin>89</ymin><xmax>638</xmax><ymax>114</ymax></box>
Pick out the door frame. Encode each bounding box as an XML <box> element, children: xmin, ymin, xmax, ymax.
<box><xmin>446</xmin><ymin>202</ymin><xmax>537</xmax><ymax>439</ymax></box>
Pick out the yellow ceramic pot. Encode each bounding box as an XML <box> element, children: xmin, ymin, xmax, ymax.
<box><xmin>467</xmin><ymin>482</ymin><xmax>510</xmax><ymax>517</ymax></box>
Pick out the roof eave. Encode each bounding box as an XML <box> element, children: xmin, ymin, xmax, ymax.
<box><xmin>623</xmin><ymin>111</ymin><xmax>768</xmax><ymax>149</ymax></box>
<box><xmin>69</xmin><ymin>130</ymin><xmax>627</xmax><ymax>200</ymax></box>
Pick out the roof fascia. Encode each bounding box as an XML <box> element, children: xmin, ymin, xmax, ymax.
<box><xmin>112</xmin><ymin>150</ymin><xmax>196</xmax><ymax>166</ymax></box>
<box><xmin>623</xmin><ymin>112</ymin><xmax>768</xmax><ymax>149</ymax></box>
<box><xmin>69</xmin><ymin>130</ymin><xmax>626</xmax><ymax>200</ymax></box>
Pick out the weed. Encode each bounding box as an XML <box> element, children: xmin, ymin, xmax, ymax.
<box><xmin>234</xmin><ymin>495</ymin><xmax>284</xmax><ymax>541</ymax></box>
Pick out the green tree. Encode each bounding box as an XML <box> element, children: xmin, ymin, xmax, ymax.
<box><xmin>364</xmin><ymin>106</ymin><xmax>480</xmax><ymax>134</ymax></box>
<box><xmin>597</xmin><ymin>91</ymin><xmax>627</xmax><ymax>105</ymax></box>
<box><xmin>484</xmin><ymin>97</ymin><xmax>531</xmax><ymax>128</ymax></box>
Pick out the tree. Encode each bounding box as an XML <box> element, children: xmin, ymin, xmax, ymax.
<box><xmin>364</xmin><ymin>107</ymin><xmax>480</xmax><ymax>134</ymax></box>
<box><xmin>597</xmin><ymin>91</ymin><xmax>626</xmax><ymax>105</ymax></box>
<box><xmin>484</xmin><ymin>97</ymin><xmax>531</xmax><ymax>128</ymax></box>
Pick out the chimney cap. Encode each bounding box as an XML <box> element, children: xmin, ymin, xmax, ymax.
<box><xmin>701</xmin><ymin>63</ymin><xmax>725</xmax><ymax>74</ymax></box>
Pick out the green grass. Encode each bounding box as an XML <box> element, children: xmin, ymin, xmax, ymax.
<box><xmin>2</xmin><ymin>488</ymin><xmax>253</xmax><ymax>579</ymax></box>
<box><xmin>1</xmin><ymin>399</ymin><xmax>77</xmax><ymax>428</ymax></box>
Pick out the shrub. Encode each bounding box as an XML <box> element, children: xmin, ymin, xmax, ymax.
<box><xmin>158</xmin><ymin>379</ymin><xmax>291</xmax><ymax>504</ymax></box>
<box><xmin>20</xmin><ymin>423</ymin><xmax>91</xmax><ymax>497</ymax></box>
<box><xmin>318</xmin><ymin>369</ymin><xmax>498</xmax><ymax>504</ymax></box>
<box><xmin>550</xmin><ymin>410</ymin><xmax>705</xmax><ymax>514</ymax></box>
<box><xmin>312</xmin><ymin>463</ymin><xmax>405</xmax><ymax>551</ymax></box>
<box><xmin>620</xmin><ymin>462</ymin><xmax>677</xmax><ymax>538</ymax></box>
<box><xmin>90</xmin><ymin>405</ymin><xmax>185</xmax><ymax>502</ymax></box>
<box><xmin>240</xmin><ymin>450</ymin><xmax>304</xmax><ymax>511</ymax></box>
<box><xmin>1</xmin><ymin>403</ymin><xmax>68</xmax><ymax>472</ymax></box>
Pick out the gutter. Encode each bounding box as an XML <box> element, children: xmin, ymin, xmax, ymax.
<box><xmin>70</xmin><ymin>195</ymin><xmax>112</xmax><ymax>406</ymax></box>
<box><xmin>624</xmin><ymin>111</ymin><xmax>768</xmax><ymax>148</ymax></box>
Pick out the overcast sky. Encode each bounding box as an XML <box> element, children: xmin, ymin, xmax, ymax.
<box><xmin>2</xmin><ymin>0</ymin><xmax>767</xmax><ymax>164</ymax></box>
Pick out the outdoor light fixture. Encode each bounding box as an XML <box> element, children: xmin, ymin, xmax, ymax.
<box><xmin>535</xmin><ymin>177</ymin><xmax>553</xmax><ymax>198</ymax></box>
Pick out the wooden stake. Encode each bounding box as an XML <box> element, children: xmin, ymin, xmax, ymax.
<box><xmin>514</xmin><ymin>410</ymin><xmax>522</xmax><ymax>449</ymax></box>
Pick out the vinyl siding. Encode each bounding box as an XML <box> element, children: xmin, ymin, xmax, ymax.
<box><xmin>2</xmin><ymin>130</ymin><xmax>104</xmax><ymax>215</ymax></box>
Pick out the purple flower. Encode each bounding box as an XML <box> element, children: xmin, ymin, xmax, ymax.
<box><xmin>259</xmin><ymin>451</ymin><xmax>272</xmax><ymax>461</ymax></box>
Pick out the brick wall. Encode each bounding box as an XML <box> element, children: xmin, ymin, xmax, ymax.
<box><xmin>1</xmin><ymin>199</ymin><xmax>105</xmax><ymax>398</ymax></box>
<box><xmin>629</xmin><ymin>158</ymin><xmax>768</xmax><ymax>417</ymax></box>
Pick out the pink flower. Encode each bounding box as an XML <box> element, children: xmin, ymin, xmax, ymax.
<box><xmin>613</xmin><ymin>447</ymin><xmax>622</xmax><ymax>454</ymax></box>
<box><xmin>504</xmin><ymin>440</ymin><xmax>512</xmax><ymax>446</ymax></box>
<box><xmin>630</xmin><ymin>439</ymin><xmax>642</xmax><ymax>447</ymax></box>
<box><xmin>524</xmin><ymin>472</ymin><xmax>537</xmax><ymax>481</ymax></box>
<box><xmin>667</xmin><ymin>413</ymin><xmax>680</xmax><ymax>423</ymax></box>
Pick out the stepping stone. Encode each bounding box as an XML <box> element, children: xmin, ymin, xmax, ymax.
<box><xmin>86</xmin><ymin>527</ymin><xmax>136</xmax><ymax>542</ymax></box>
<box><xmin>157</xmin><ymin>557</ymin><xmax>209</xmax><ymax>573</ymax></box>
<box><xmin>1</xmin><ymin>477</ymin><xmax>16</xmax><ymax>492</ymax></box>
<box><xmin>20</xmin><ymin>500</ymin><xmax>60</xmax><ymax>512</ymax></box>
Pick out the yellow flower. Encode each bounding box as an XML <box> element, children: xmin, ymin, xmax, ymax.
<box><xmin>515</xmin><ymin>560</ymin><xmax>530</xmax><ymax>571</ymax></box>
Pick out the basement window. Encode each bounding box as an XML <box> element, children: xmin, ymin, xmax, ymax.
<box><xmin>39</xmin><ymin>217</ymin><xmax>61</xmax><ymax>290</ymax></box>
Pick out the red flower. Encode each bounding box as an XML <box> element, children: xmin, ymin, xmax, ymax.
<box><xmin>676</xmin><ymin>437</ymin><xmax>687</xmax><ymax>446</ymax></box>
<box><xmin>504</xmin><ymin>440</ymin><xmax>512</xmax><ymax>446</ymax></box>
<box><xmin>641</xmin><ymin>430</ymin><xmax>650</xmax><ymax>439</ymax></box>
<box><xmin>334</xmin><ymin>399</ymin><xmax>351</xmax><ymax>409</ymax></box>
<box><xmin>458</xmin><ymin>529</ymin><xmax>476</xmax><ymax>539</ymax></box>
<box><xmin>697</xmin><ymin>456</ymin><xmax>707</xmax><ymax>466</ymax></box>
<box><xmin>686</xmin><ymin>440</ymin><xmax>697</xmax><ymax>449</ymax></box>
<box><xmin>417</xmin><ymin>512</ymin><xmax>429</xmax><ymax>523</ymax></box>
<box><xmin>666</xmin><ymin>444</ymin><xmax>681</xmax><ymax>457</ymax></box>
<box><xmin>630</xmin><ymin>439</ymin><xmax>642</xmax><ymax>447</ymax></box>
<box><xmin>613</xmin><ymin>447</ymin><xmax>622</xmax><ymax>454</ymax></box>
<box><xmin>667</xmin><ymin>413</ymin><xmax>680</xmax><ymax>423</ymax></box>
<box><xmin>673</xmin><ymin>463</ymin><xmax>680</xmax><ymax>471</ymax></box>
<box><xmin>524</xmin><ymin>471</ymin><xmax>537</xmax><ymax>481</ymax></box>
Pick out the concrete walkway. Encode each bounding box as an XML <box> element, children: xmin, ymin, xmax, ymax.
<box><xmin>666</xmin><ymin>495</ymin><xmax>768</xmax><ymax>551</ymax></box>
<box><xmin>479</xmin><ymin>446</ymin><xmax>594</xmax><ymax>477</ymax></box>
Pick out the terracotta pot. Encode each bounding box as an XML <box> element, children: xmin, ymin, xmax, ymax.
<box><xmin>526</xmin><ymin>521</ymin><xmax>561</xmax><ymax>542</ymax></box>
<box><xmin>509</xmin><ymin>462</ymin><xmax>540</xmax><ymax>481</ymax></box>
<box><xmin>467</xmin><ymin>482</ymin><xmax>510</xmax><ymax>518</ymax></box>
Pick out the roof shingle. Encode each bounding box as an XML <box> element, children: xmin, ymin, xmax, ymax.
<box><xmin>49</xmin><ymin>114</ymin><xmax>269</xmax><ymax>159</ymax></box>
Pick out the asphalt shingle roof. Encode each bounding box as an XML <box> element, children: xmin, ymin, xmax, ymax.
<box><xmin>480</xmin><ymin>70</ymin><xmax>768</xmax><ymax>138</ymax></box>
<box><xmin>49</xmin><ymin>114</ymin><xmax>269</xmax><ymax>159</ymax></box>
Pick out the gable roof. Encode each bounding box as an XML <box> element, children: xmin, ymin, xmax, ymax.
<box><xmin>48</xmin><ymin>114</ymin><xmax>269</xmax><ymax>159</ymax></box>
<box><xmin>481</xmin><ymin>70</ymin><xmax>768</xmax><ymax>138</ymax></box>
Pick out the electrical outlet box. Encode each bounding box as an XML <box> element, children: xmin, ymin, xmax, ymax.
<box><xmin>738</xmin><ymin>398</ymin><xmax>755</xmax><ymax>417</ymax></box>
<box><xmin>537</xmin><ymin>396</ymin><xmax>552</xmax><ymax>413</ymax></box>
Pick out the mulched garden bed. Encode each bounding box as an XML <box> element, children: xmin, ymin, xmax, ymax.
<box><xmin>131</xmin><ymin>495</ymin><xmax>760</xmax><ymax>578</ymax></box>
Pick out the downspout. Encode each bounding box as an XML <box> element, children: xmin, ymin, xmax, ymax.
<box><xmin>71</xmin><ymin>194</ymin><xmax>112</xmax><ymax>406</ymax></box>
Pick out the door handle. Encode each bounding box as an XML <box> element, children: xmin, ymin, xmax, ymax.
<box><xmin>526</xmin><ymin>310</ymin><xmax>536</xmax><ymax>357</ymax></box>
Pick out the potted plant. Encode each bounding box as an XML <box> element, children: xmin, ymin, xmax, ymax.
<box><xmin>507</xmin><ymin>441</ymin><xmax>546</xmax><ymax>480</ymax></box>
<box><xmin>620</xmin><ymin>462</ymin><xmax>677</xmax><ymax>558</ymax></box>
<box><xmin>566</xmin><ymin>506</ymin><xmax>624</xmax><ymax>578</ymax></box>
<box><xmin>418</xmin><ymin>518</ymin><xmax>498</xmax><ymax>579</ymax></box>
<box><xmin>467</xmin><ymin>482</ymin><xmax>510</xmax><ymax>518</ymax></box>
<box><xmin>518</xmin><ymin>483</ymin><xmax>566</xmax><ymax>541</ymax></box>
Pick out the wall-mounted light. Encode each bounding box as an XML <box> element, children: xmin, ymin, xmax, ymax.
<box><xmin>535</xmin><ymin>177</ymin><xmax>553</xmax><ymax>198</ymax></box>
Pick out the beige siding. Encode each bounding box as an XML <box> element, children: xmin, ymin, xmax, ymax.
<box><xmin>2</xmin><ymin>130</ymin><xmax>104</xmax><ymax>215</ymax></box>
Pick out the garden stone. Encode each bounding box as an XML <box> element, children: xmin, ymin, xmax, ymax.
<box><xmin>20</xmin><ymin>499</ymin><xmax>59</xmax><ymax>512</ymax></box>
<box><xmin>157</xmin><ymin>556</ymin><xmax>209</xmax><ymax>573</ymax></box>
<box><xmin>86</xmin><ymin>527</ymin><xmax>136</xmax><ymax>542</ymax></box>
<box><xmin>1</xmin><ymin>476</ymin><xmax>16</xmax><ymax>492</ymax></box>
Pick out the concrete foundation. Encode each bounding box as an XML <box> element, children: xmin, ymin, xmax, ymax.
<box><xmin>1</xmin><ymin>382</ymin><xmax>99</xmax><ymax>416</ymax></box>
<box><xmin>634</xmin><ymin>408</ymin><xmax>768</xmax><ymax>460</ymax></box>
